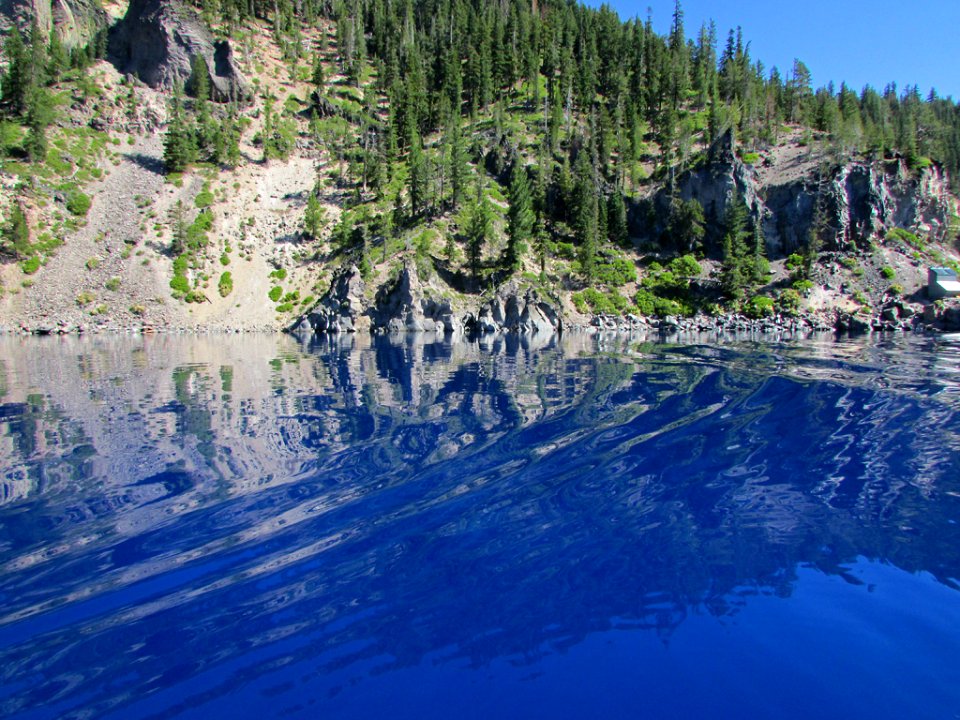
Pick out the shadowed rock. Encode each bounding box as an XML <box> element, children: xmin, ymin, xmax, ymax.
<box><xmin>109</xmin><ymin>0</ymin><xmax>251</xmax><ymax>103</ymax></box>
<box><xmin>292</xmin><ymin>265</ymin><xmax>367</xmax><ymax>335</ymax></box>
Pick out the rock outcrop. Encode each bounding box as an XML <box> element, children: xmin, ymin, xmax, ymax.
<box><xmin>469</xmin><ymin>283</ymin><xmax>562</xmax><ymax>336</ymax></box>
<box><xmin>371</xmin><ymin>262</ymin><xmax>463</xmax><ymax>334</ymax></box>
<box><xmin>110</xmin><ymin>0</ymin><xmax>251</xmax><ymax>103</ymax></box>
<box><xmin>292</xmin><ymin>264</ymin><xmax>564</xmax><ymax>338</ymax></box>
<box><xmin>645</xmin><ymin>130</ymin><xmax>957</xmax><ymax>257</ymax></box>
<box><xmin>0</xmin><ymin>0</ymin><xmax>108</xmax><ymax>49</ymax></box>
<box><xmin>291</xmin><ymin>265</ymin><xmax>366</xmax><ymax>335</ymax></box>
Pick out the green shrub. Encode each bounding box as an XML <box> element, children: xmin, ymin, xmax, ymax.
<box><xmin>785</xmin><ymin>253</ymin><xmax>804</xmax><ymax>271</ymax></box>
<box><xmin>268</xmin><ymin>286</ymin><xmax>283</xmax><ymax>302</ymax></box>
<box><xmin>220</xmin><ymin>253</ymin><xmax>230</xmax><ymax>265</ymax></box>
<box><xmin>792</xmin><ymin>279</ymin><xmax>814</xmax><ymax>293</ymax></box>
<box><xmin>586</xmin><ymin>288</ymin><xmax>630</xmax><ymax>314</ymax></box>
<box><xmin>595</xmin><ymin>257</ymin><xmax>635</xmax><ymax>286</ymax></box>
<box><xmin>669</xmin><ymin>254</ymin><xmax>701</xmax><ymax>277</ymax></box>
<box><xmin>887</xmin><ymin>283</ymin><xmax>903</xmax><ymax>297</ymax></box>
<box><xmin>170</xmin><ymin>275</ymin><xmax>190</xmax><ymax>295</ymax></box>
<box><xmin>86</xmin><ymin>257</ymin><xmax>100</xmax><ymax>270</ymax></box>
<box><xmin>776</xmin><ymin>289</ymin><xmax>802</xmax><ymax>315</ymax></box>
<box><xmin>880</xmin><ymin>266</ymin><xmax>896</xmax><ymax>279</ymax></box>
<box><xmin>218</xmin><ymin>272</ymin><xmax>233</xmax><ymax>297</ymax></box>
<box><xmin>555</xmin><ymin>242</ymin><xmax>576</xmax><ymax>261</ymax></box>
<box><xmin>66</xmin><ymin>192</ymin><xmax>92</xmax><ymax>217</ymax></box>
<box><xmin>276</xmin><ymin>302</ymin><xmax>294</xmax><ymax>313</ymax></box>
<box><xmin>194</xmin><ymin>190</ymin><xmax>215</xmax><ymax>209</ymax></box>
<box><xmin>269</xmin><ymin>267</ymin><xmax>288</xmax><ymax>281</ymax></box>
<box><xmin>886</xmin><ymin>227</ymin><xmax>922</xmax><ymax>249</ymax></box>
<box><xmin>634</xmin><ymin>288</ymin><xmax>686</xmax><ymax>317</ymax></box>
<box><xmin>105</xmin><ymin>276</ymin><xmax>121</xmax><ymax>291</ymax></box>
<box><xmin>744</xmin><ymin>295</ymin><xmax>775</xmax><ymax>318</ymax></box>
<box><xmin>76</xmin><ymin>291</ymin><xmax>95</xmax><ymax>306</ymax></box>
<box><xmin>20</xmin><ymin>256</ymin><xmax>41</xmax><ymax>275</ymax></box>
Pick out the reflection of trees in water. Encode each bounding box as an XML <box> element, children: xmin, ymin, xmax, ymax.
<box><xmin>0</xmin><ymin>335</ymin><xmax>959</xmax><ymax>716</ymax></box>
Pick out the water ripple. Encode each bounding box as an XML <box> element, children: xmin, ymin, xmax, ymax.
<box><xmin>0</xmin><ymin>334</ymin><xmax>958</xmax><ymax>718</ymax></box>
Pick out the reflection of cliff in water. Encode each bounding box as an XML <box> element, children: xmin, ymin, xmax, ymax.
<box><xmin>0</xmin><ymin>333</ymin><xmax>959</xmax><ymax>716</ymax></box>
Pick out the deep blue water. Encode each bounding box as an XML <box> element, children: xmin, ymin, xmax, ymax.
<box><xmin>0</xmin><ymin>332</ymin><xmax>959</xmax><ymax>719</ymax></box>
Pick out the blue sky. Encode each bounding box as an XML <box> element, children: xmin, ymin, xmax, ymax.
<box><xmin>590</xmin><ymin>0</ymin><xmax>960</xmax><ymax>99</ymax></box>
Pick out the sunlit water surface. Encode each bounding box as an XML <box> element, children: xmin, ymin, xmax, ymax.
<box><xmin>1</xmin><ymin>332</ymin><xmax>959</xmax><ymax>719</ymax></box>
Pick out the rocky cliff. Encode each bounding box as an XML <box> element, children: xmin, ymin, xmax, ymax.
<box><xmin>649</xmin><ymin>131</ymin><xmax>957</xmax><ymax>257</ymax></box>
<box><xmin>109</xmin><ymin>0</ymin><xmax>250</xmax><ymax>102</ymax></box>
<box><xmin>0</xmin><ymin>0</ymin><xmax>108</xmax><ymax>49</ymax></box>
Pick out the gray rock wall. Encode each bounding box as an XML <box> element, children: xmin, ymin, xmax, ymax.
<box><xmin>110</xmin><ymin>0</ymin><xmax>251</xmax><ymax>103</ymax></box>
<box><xmin>649</xmin><ymin>133</ymin><xmax>956</xmax><ymax>257</ymax></box>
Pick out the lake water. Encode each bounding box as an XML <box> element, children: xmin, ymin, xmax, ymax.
<box><xmin>1</xmin><ymin>331</ymin><xmax>959</xmax><ymax>719</ymax></box>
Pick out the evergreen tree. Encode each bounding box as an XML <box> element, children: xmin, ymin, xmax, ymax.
<box><xmin>573</xmin><ymin>149</ymin><xmax>599</xmax><ymax>280</ymax></box>
<box><xmin>665</xmin><ymin>197</ymin><xmax>705</xmax><ymax>252</ymax></box>
<box><xmin>2</xmin><ymin>25</ymin><xmax>29</xmax><ymax>115</ymax></box>
<box><xmin>465</xmin><ymin>183</ymin><xmax>492</xmax><ymax>280</ymax></box>
<box><xmin>504</xmin><ymin>162</ymin><xmax>533</xmax><ymax>271</ymax></box>
<box><xmin>407</xmin><ymin>130</ymin><xmax>430</xmax><ymax>217</ymax></box>
<box><xmin>719</xmin><ymin>190</ymin><xmax>751</xmax><ymax>298</ymax></box>
<box><xmin>303</xmin><ymin>184</ymin><xmax>326</xmax><ymax>238</ymax></box>
<box><xmin>169</xmin><ymin>200</ymin><xmax>189</xmax><ymax>256</ymax></box>
<box><xmin>448</xmin><ymin>120</ymin><xmax>468</xmax><ymax>211</ymax></box>
<box><xmin>607</xmin><ymin>191</ymin><xmax>629</xmax><ymax>248</ymax></box>
<box><xmin>163</xmin><ymin>84</ymin><xmax>195</xmax><ymax>172</ymax></box>
<box><xmin>24</xmin><ymin>85</ymin><xmax>52</xmax><ymax>162</ymax></box>
<box><xmin>1</xmin><ymin>202</ymin><xmax>30</xmax><ymax>258</ymax></box>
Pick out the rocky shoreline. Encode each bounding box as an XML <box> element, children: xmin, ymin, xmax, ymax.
<box><xmin>6</xmin><ymin>295</ymin><xmax>959</xmax><ymax>339</ymax></box>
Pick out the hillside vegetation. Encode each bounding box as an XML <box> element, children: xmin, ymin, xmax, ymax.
<box><xmin>1</xmin><ymin>0</ymin><xmax>959</xmax><ymax>334</ymax></box>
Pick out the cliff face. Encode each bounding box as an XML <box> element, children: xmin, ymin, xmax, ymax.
<box><xmin>649</xmin><ymin>132</ymin><xmax>957</xmax><ymax>257</ymax></box>
<box><xmin>0</xmin><ymin>0</ymin><xmax>108</xmax><ymax>49</ymax></box>
<box><xmin>109</xmin><ymin>0</ymin><xmax>251</xmax><ymax>102</ymax></box>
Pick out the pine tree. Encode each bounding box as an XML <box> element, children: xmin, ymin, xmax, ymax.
<box><xmin>465</xmin><ymin>183</ymin><xmax>492</xmax><ymax>280</ymax></box>
<box><xmin>573</xmin><ymin>149</ymin><xmax>599</xmax><ymax>280</ymax></box>
<box><xmin>607</xmin><ymin>191</ymin><xmax>629</xmax><ymax>248</ymax></box>
<box><xmin>448</xmin><ymin>120</ymin><xmax>468</xmax><ymax>211</ymax></box>
<box><xmin>1</xmin><ymin>202</ymin><xmax>31</xmax><ymax>258</ymax></box>
<box><xmin>407</xmin><ymin>130</ymin><xmax>430</xmax><ymax>217</ymax></box>
<box><xmin>163</xmin><ymin>84</ymin><xmax>195</xmax><ymax>172</ymax></box>
<box><xmin>2</xmin><ymin>25</ymin><xmax>29</xmax><ymax>115</ymax></box>
<box><xmin>169</xmin><ymin>200</ymin><xmax>189</xmax><ymax>256</ymax></box>
<box><xmin>720</xmin><ymin>190</ymin><xmax>751</xmax><ymax>298</ymax></box>
<box><xmin>504</xmin><ymin>163</ymin><xmax>533</xmax><ymax>271</ymax></box>
<box><xmin>303</xmin><ymin>186</ymin><xmax>326</xmax><ymax>238</ymax></box>
<box><xmin>24</xmin><ymin>85</ymin><xmax>52</xmax><ymax>162</ymax></box>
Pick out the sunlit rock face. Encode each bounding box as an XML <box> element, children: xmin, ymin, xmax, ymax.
<box><xmin>0</xmin><ymin>0</ymin><xmax>108</xmax><ymax>49</ymax></box>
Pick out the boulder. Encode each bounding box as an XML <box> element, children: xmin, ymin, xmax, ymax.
<box><xmin>110</xmin><ymin>0</ymin><xmax>251</xmax><ymax>103</ymax></box>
